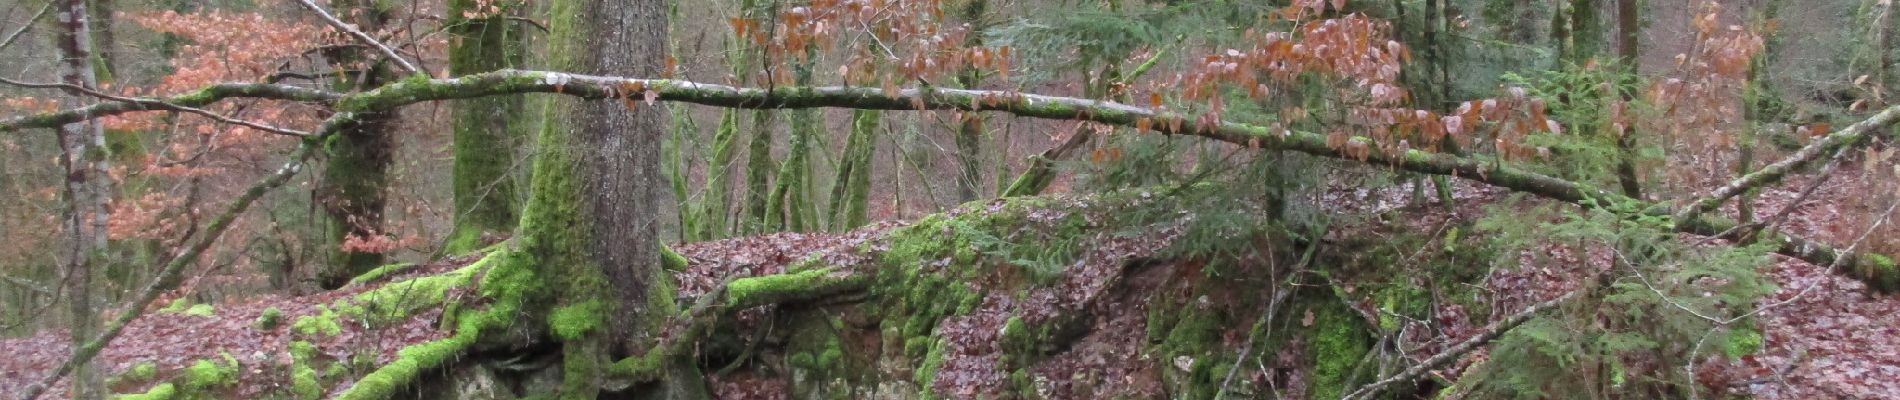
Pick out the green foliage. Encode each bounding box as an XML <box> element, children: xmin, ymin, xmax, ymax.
<box><xmin>1465</xmin><ymin>205</ymin><xmax>1779</xmax><ymax>398</ymax></box>
<box><xmin>1501</xmin><ymin>62</ymin><xmax>1648</xmax><ymax>186</ymax></box>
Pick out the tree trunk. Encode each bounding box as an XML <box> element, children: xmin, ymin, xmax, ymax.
<box><xmin>87</xmin><ymin>0</ymin><xmax>115</xmax><ymax>82</ymax></box>
<box><xmin>535</xmin><ymin>0</ymin><xmax>708</xmax><ymax>396</ymax></box>
<box><xmin>52</xmin><ymin>0</ymin><xmax>108</xmax><ymax>397</ymax></box>
<box><xmin>316</xmin><ymin>0</ymin><xmax>396</xmax><ymax>289</ymax></box>
<box><xmin>444</xmin><ymin>0</ymin><xmax>529</xmax><ymax>254</ymax></box>
<box><xmin>827</xmin><ymin>110</ymin><xmax>876</xmax><ymax>230</ymax></box>
<box><xmin>1614</xmin><ymin>0</ymin><xmax>1644</xmax><ymax>199</ymax></box>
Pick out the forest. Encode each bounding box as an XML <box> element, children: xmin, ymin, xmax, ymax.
<box><xmin>0</xmin><ymin>0</ymin><xmax>1898</xmax><ymax>398</ymax></box>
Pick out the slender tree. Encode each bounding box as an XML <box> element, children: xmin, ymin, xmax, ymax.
<box><xmin>50</xmin><ymin>0</ymin><xmax>109</xmax><ymax>397</ymax></box>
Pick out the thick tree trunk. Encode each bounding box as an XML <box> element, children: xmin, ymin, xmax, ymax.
<box><xmin>534</xmin><ymin>0</ymin><xmax>707</xmax><ymax>396</ymax></box>
<box><xmin>444</xmin><ymin>0</ymin><xmax>529</xmax><ymax>254</ymax></box>
<box><xmin>316</xmin><ymin>0</ymin><xmax>396</xmax><ymax>289</ymax></box>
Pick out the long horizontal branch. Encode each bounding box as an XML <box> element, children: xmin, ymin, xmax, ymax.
<box><xmin>7</xmin><ymin>69</ymin><xmax>1895</xmax><ymax>292</ymax></box>
<box><xmin>0</xmin><ymin>83</ymin><xmax>338</xmax><ymax>132</ymax></box>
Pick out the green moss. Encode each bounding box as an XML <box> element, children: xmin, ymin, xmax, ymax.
<box><xmin>1722</xmin><ymin>327</ymin><xmax>1764</xmax><ymax>358</ymax></box>
<box><xmin>292</xmin><ymin>306</ymin><xmax>342</xmax><ymax>337</ymax></box>
<box><xmin>1308</xmin><ymin>299</ymin><xmax>1373</xmax><ymax>400</ymax></box>
<box><xmin>912</xmin><ymin>337</ymin><xmax>949</xmax><ymax>397</ymax></box>
<box><xmin>661</xmin><ymin>244</ymin><xmax>689</xmax><ymax>271</ymax></box>
<box><xmin>344</xmin><ymin>263</ymin><xmax>417</xmax><ymax>286</ymax></box>
<box><xmin>606</xmin><ymin>349</ymin><xmax>665</xmax><ymax>382</ymax></box>
<box><xmin>180</xmin><ymin>304</ymin><xmax>214</xmax><ymax>317</ymax></box>
<box><xmin>288</xmin><ymin>341</ymin><xmax>322</xmax><ymax>400</ymax></box>
<box><xmin>179</xmin><ymin>353</ymin><xmax>239</xmax><ymax>394</ymax></box>
<box><xmin>255</xmin><ymin>307</ymin><xmax>283</xmax><ymax>329</ymax></box>
<box><xmin>548</xmin><ymin>300</ymin><xmax>606</xmax><ymax>341</ymax></box>
<box><xmin>109</xmin><ymin>361</ymin><xmax>158</xmax><ymax>387</ymax></box>
<box><xmin>725</xmin><ymin>268</ymin><xmax>864</xmax><ymax>307</ymax></box>
<box><xmin>112</xmin><ymin>382</ymin><xmax>175</xmax><ymax>400</ymax></box>
<box><xmin>1856</xmin><ymin>253</ymin><xmax>1900</xmax><ymax>293</ymax></box>
<box><xmin>157</xmin><ymin>299</ymin><xmax>191</xmax><ymax>314</ymax></box>
<box><xmin>331</xmin><ymin>249</ymin><xmax>534</xmax><ymax>400</ymax></box>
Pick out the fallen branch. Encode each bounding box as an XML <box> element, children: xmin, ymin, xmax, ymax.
<box><xmin>1677</xmin><ymin>103</ymin><xmax>1900</xmax><ymax>222</ymax></box>
<box><xmin>1339</xmin><ymin>289</ymin><xmax>1583</xmax><ymax>400</ymax></box>
<box><xmin>5</xmin><ymin>69</ymin><xmax>1895</xmax><ymax>291</ymax></box>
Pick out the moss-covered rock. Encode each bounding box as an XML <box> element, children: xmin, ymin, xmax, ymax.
<box><xmin>255</xmin><ymin>307</ymin><xmax>283</xmax><ymax>330</ymax></box>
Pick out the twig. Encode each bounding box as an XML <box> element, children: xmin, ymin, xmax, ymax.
<box><xmin>292</xmin><ymin>0</ymin><xmax>422</xmax><ymax>75</ymax></box>
<box><xmin>0</xmin><ymin>275</ymin><xmax>52</xmax><ymax>295</ymax></box>
<box><xmin>1339</xmin><ymin>289</ymin><xmax>1582</xmax><ymax>400</ymax></box>
<box><xmin>0</xmin><ymin>1</ymin><xmax>50</xmax><ymax>53</ymax></box>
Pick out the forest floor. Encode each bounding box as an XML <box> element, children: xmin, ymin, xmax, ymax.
<box><xmin>3</xmin><ymin>171</ymin><xmax>1899</xmax><ymax>399</ymax></box>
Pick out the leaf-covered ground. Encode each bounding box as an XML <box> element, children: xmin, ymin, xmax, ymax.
<box><xmin>5</xmin><ymin>171</ymin><xmax>1900</xmax><ymax>399</ymax></box>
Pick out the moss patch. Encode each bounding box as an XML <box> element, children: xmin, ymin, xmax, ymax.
<box><xmin>112</xmin><ymin>382</ymin><xmax>175</xmax><ymax>400</ymax></box>
<box><xmin>178</xmin><ymin>353</ymin><xmax>240</xmax><ymax>395</ymax></box>
<box><xmin>292</xmin><ymin>306</ymin><xmax>342</xmax><ymax>337</ymax></box>
<box><xmin>255</xmin><ymin>307</ymin><xmax>283</xmax><ymax>330</ymax></box>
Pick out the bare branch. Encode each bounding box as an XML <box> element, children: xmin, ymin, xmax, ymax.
<box><xmin>292</xmin><ymin>0</ymin><xmax>422</xmax><ymax>75</ymax></box>
<box><xmin>16</xmin><ymin>145</ymin><xmax>317</xmax><ymax>400</ymax></box>
<box><xmin>0</xmin><ymin>83</ymin><xmax>338</xmax><ymax>132</ymax></box>
<box><xmin>0</xmin><ymin>1</ymin><xmax>51</xmax><ymax>53</ymax></box>
<box><xmin>0</xmin><ymin>78</ymin><xmax>312</xmax><ymax>137</ymax></box>
<box><xmin>1340</xmin><ymin>289</ymin><xmax>1583</xmax><ymax>400</ymax></box>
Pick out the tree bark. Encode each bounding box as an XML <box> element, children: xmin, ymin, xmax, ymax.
<box><xmin>444</xmin><ymin>0</ymin><xmax>529</xmax><ymax>254</ymax></box>
<box><xmin>51</xmin><ymin>0</ymin><xmax>108</xmax><ymax>397</ymax></box>
<box><xmin>315</xmin><ymin>0</ymin><xmax>397</xmax><ymax>289</ymax></box>
<box><xmin>534</xmin><ymin>0</ymin><xmax>708</xmax><ymax>396</ymax></box>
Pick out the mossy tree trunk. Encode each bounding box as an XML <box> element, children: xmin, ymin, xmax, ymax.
<box><xmin>443</xmin><ymin>0</ymin><xmax>529</xmax><ymax>254</ymax></box>
<box><xmin>767</xmin><ymin>45</ymin><xmax>819</xmax><ymax>232</ymax></box>
<box><xmin>316</xmin><ymin>0</ymin><xmax>397</xmax><ymax>289</ymax></box>
<box><xmin>533</xmin><ymin>0</ymin><xmax>708</xmax><ymax>396</ymax></box>
<box><xmin>827</xmin><ymin>109</ymin><xmax>877</xmax><ymax>230</ymax></box>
